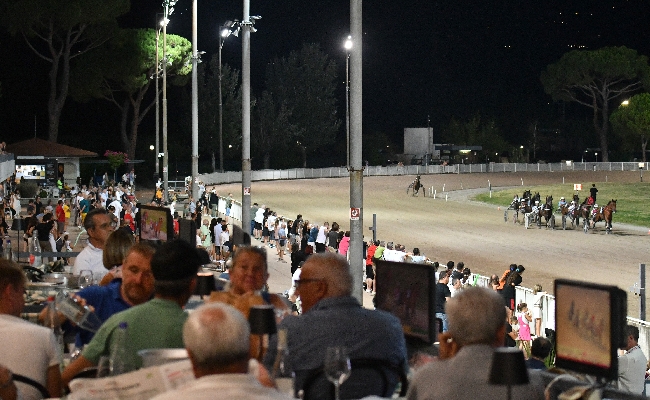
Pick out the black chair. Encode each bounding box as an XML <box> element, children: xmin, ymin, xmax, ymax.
<box><xmin>301</xmin><ymin>358</ymin><xmax>408</xmax><ymax>400</ymax></box>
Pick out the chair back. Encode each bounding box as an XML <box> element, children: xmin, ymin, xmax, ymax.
<box><xmin>301</xmin><ymin>358</ymin><xmax>408</xmax><ymax>400</ymax></box>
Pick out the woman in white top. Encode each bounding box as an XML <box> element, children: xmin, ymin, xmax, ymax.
<box><xmin>532</xmin><ymin>283</ymin><xmax>546</xmax><ymax>337</ymax></box>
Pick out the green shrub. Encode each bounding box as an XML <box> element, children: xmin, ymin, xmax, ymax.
<box><xmin>17</xmin><ymin>181</ymin><xmax>38</xmax><ymax>198</ymax></box>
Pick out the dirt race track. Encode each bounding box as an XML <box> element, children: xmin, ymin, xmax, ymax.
<box><xmin>212</xmin><ymin>170</ymin><xmax>650</xmax><ymax>317</ymax></box>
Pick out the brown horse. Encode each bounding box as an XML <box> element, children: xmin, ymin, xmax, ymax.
<box><xmin>559</xmin><ymin>203</ymin><xmax>580</xmax><ymax>230</ymax></box>
<box><xmin>590</xmin><ymin>199</ymin><xmax>617</xmax><ymax>234</ymax></box>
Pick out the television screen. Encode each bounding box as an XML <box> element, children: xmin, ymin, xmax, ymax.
<box><xmin>554</xmin><ymin>279</ymin><xmax>626</xmax><ymax>380</ymax></box>
<box><xmin>138</xmin><ymin>205</ymin><xmax>173</xmax><ymax>244</ymax></box>
<box><xmin>16</xmin><ymin>164</ymin><xmax>46</xmax><ymax>180</ymax></box>
<box><xmin>375</xmin><ymin>260</ymin><xmax>436</xmax><ymax>344</ymax></box>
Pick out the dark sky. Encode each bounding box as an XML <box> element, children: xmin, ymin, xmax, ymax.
<box><xmin>1</xmin><ymin>0</ymin><xmax>650</xmax><ymax>161</ymax></box>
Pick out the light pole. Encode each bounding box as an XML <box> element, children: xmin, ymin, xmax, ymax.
<box><xmin>240</xmin><ymin>0</ymin><xmax>260</xmax><ymax>236</ymax></box>
<box><xmin>219</xmin><ymin>21</ymin><xmax>240</xmax><ymax>173</ymax></box>
<box><xmin>344</xmin><ymin>35</ymin><xmax>352</xmax><ymax>169</ymax></box>
<box><xmin>154</xmin><ymin>15</ymin><xmax>163</xmax><ymax>182</ymax></box>
<box><xmin>191</xmin><ymin>0</ymin><xmax>199</xmax><ymax>201</ymax></box>
<box><xmin>161</xmin><ymin>0</ymin><xmax>177</xmax><ymax>203</ymax></box>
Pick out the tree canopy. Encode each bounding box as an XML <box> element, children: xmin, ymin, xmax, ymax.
<box><xmin>71</xmin><ymin>28</ymin><xmax>192</xmax><ymax>159</ymax></box>
<box><xmin>0</xmin><ymin>0</ymin><xmax>130</xmax><ymax>143</ymax></box>
<box><xmin>541</xmin><ymin>46</ymin><xmax>650</xmax><ymax>162</ymax></box>
<box><xmin>198</xmin><ymin>57</ymin><xmax>242</xmax><ymax>172</ymax></box>
<box><xmin>610</xmin><ymin>93</ymin><xmax>650</xmax><ymax>162</ymax></box>
<box><xmin>262</xmin><ymin>43</ymin><xmax>340</xmax><ymax>167</ymax></box>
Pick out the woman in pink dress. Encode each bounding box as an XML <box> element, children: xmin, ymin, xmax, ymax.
<box><xmin>516</xmin><ymin>302</ymin><xmax>533</xmax><ymax>358</ymax></box>
<box><xmin>338</xmin><ymin>231</ymin><xmax>350</xmax><ymax>257</ymax></box>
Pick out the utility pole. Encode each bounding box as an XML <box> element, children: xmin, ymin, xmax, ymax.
<box><xmin>349</xmin><ymin>0</ymin><xmax>363</xmax><ymax>303</ymax></box>
<box><xmin>190</xmin><ymin>0</ymin><xmax>199</xmax><ymax>201</ymax></box>
<box><xmin>241</xmin><ymin>0</ymin><xmax>252</xmax><ymax>233</ymax></box>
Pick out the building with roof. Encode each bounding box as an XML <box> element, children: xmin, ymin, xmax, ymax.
<box><xmin>6</xmin><ymin>138</ymin><xmax>98</xmax><ymax>186</ymax></box>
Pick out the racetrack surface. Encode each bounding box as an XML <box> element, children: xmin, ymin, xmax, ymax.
<box><xmin>212</xmin><ymin>170</ymin><xmax>649</xmax><ymax>317</ymax></box>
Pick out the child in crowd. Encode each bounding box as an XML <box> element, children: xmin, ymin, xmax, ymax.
<box><xmin>516</xmin><ymin>302</ymin><xmax>533</xmax><ymax>358</ymax></box>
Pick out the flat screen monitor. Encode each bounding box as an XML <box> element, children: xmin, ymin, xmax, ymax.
<box><xmin>138</xmin><ymin>204</ymin><xmax>173</xmax><ymax>245</ymax></box>
<box><xmin>15</xmin><ymin>164</ymin><xmax>46</xmax><ymax>180</ymax></box>
<box><xmin>554</xmin><ymin>279</ymin><xmax>627</xmax><ymax>381</ymax></box>
<box><xmin>375</xmin><ymin>260</ymin><xmax>436</xmax><ymax>345</ymax></box>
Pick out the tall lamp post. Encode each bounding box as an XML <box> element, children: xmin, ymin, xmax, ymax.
<box><xmin>161</xmin><ymin>0</ymin><xmax>177</xmax><ymax>203</ymax></box>
<box><xmin>154</xmin><ymin>14</ymin><xmax>163</xmax><ymax>181</ymax></box>
<box><xmin>219</xmin><ymin>21</ymin><xmax>240</xmax><ymax>173</ymax></box>
<box><xmin>344</xmin><ymin>35</ymin><xmax>352</xmax><ymax>169</ymax></box>
<box><xmin>190</xmin><ymin>0</ymin><xmax>200</xmax><ymax>201</ymax></box>
<box><xmin>241</xmin><ymin>0</ymin><xmax>260</xmax><ymax>235</ymax></box>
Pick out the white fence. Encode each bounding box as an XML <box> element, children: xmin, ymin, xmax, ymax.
<box><xmin>199</xmin><ymin>161</ymin><xmax>648</xmax><ymax>185</ymax></box>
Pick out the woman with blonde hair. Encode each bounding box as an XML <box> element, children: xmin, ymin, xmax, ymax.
<box><xmin>532</xmin><ymin>283</ymin><xmax>546</xmax><ymax>337</ymax></box>
<box><xmin>99</xmin><ymin>229</ymin><xmax>135</xmax><ymax>285</ymax></box>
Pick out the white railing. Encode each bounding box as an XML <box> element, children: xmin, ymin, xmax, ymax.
<box><xmin>199</xmin><ymin>161</ymin><xmax>648</xmax><ymax>186</ymax></box>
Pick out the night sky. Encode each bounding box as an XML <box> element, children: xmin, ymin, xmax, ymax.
<box><xmin>1</xmin><ymin>0</ymin><xmax>650</xmax><ymax>169</ymax></box>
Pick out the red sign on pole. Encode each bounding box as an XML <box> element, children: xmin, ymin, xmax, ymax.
<box><xmin>350</xmin><ymin>207</ymin><xmax>360</xmax><ymax>220</ymax></box>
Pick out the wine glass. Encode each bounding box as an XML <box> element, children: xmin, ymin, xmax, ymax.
<box><xmin>324</xmin><ymin>347</ymin><xmax>351</xmax><ymax>400</ymax></box>
<box><xmin>78</xmin><ymin>270</ymin><xmax>93</xmax><ymax>289</ymax></box>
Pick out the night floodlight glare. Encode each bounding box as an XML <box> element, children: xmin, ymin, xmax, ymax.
<box><xmin>250</xmin><ymin>15</ymin><xmax>262</xmax><ymax>20</ymax></box>
<box><xmin>221</xmin><ymin>28</ymin><xmax>231</xmax><ymax>38</ymax></box>
<box><xmin>344</xmin><ymin>35</ymin><xmax>353</xmax><ymax>50</ymax></box>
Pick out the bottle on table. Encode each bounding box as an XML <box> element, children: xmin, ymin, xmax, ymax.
<box><xmin>31</xmin><ymin>230</ymin><xmax>42</xmax><ymax>269</ymax></box>
<box><xmin>109</xmin><ymin>322</ymin><xmax>134</xmax><ymax>376</ymax></box>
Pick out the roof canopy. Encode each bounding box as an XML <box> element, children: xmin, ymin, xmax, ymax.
<box><xmin>7</xmin><ymin>138</ymin><xmax>98</xmax><ymax>158</ymax></box>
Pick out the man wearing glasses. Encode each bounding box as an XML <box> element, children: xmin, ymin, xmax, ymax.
<box><xmin>266</xmin><ymin>252</ymin><xmax>407</xmax><ymax>398</ymax></box>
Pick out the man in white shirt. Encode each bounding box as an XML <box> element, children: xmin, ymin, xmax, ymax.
<box><xmin>617</xmin><ymin>325</ymin><xmax>647</xmax><ymax>394</ymax></box>
<box><xmin>151</xmin><ymin>302</ymin><xmax>291</xmax><ymax>400</ymax></box>
<box><xmin>315</xmin><ymin>222</ymin><xmax>329</xmax><ymax>253</ymax></box>
<box><xmin>73</xmin><ymin>209</ymin><xmax>114</xmax><ymax>279</ymax></box>
<box><xmin>0</xmin><ymin>261</ymin><xmax>62</xmax><ymax>399</ymax></box>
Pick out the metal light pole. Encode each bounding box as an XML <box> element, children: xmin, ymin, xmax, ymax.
<box><xmin>155</xmin><ymin>16</ymin><xmax>162</xmax><ymax>181</ymax></box>
<box><xmin>190</xmin><ymin>0</ymin><xmax>199</xmax><ymax>201</ymax></box>
<box><xmin>161</xmin><ymin>0</ymin><xmax>176</xmax><ymax>203</ymax></box>
<box><xmin>241</xmin><ymin>2</ymin><xmax>259</xmax><ymax>235</ymax></box>
<box><xmin>349</xmin><ymin>0</ymin><xmax>363</xmax><ymax>302</ymax></box>
<box><xmin>344</xmin><ymin>35</ymin><xmax>352</xmax><ymax>169</ymax></box>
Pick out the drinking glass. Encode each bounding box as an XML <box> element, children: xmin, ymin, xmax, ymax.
<box><xmin>78</xmin><ymin>270</ymin><xmax>93</xmax><ymax>289</ymax></box>
<box><xmin>96</xmin><ymin>356</ymin><xmax>111</xmax><ymax>378</ymax></box>
<box><xmin>324</xmin><ymin>347</ymin><xmax>351</xmax><ymax>400</ymax></box>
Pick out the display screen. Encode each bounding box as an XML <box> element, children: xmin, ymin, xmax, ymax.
<box><xmin>375</xmin><ymin>260</ymin><xmax>436</xmax><ymax>344</ymax></box>
<box><xmin>16</xmin><ymin>164</ymin><xmax>46</xmax><ymax>180</ymax></box>
<box><xmin>554</xmin><ymin>279</ymin><xmax>626</xmax><ymax>380</ymax></box>
<box><xmin>138</xmin><ymin>205</ymin><xmax>172</xmax><ymax>243</ymax></box>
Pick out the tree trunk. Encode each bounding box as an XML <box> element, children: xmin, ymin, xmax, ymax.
<box><xmin>263</xmin><ymin>152</ymin><xmax>271</xmax><ymax>169</ymax></box>
<box><xmin>301</xmin><ymin>146</ymin><xmax>307</xmax><ymax>168</ymax></box>
<box><xmin>595</xmin><ymin>95</ymin><xmax>610</xmax><ymax>162</ymax></box>
<box><xmin>211</xmin><ymin>151</ymin><xmax>216</xmax><ymax>172</ymax></box>
<box><xmin>119</xmin><ymin>99</ymin><xmax>130</xmax><ymax>152</ymax></box>
<box><xmin>642</xmin><ymin>136</ymin><xmax>648</xmax><ymax>163</ymax></box>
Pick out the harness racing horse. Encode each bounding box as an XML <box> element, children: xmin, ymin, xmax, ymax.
<box><xmin>407</xmin><ymin>175</ymin><xmax>424</xmax><ymax>196</ymax></box>
<box><xmin>537</xmin><ymin>195</ymin><xmax>555</xmax><ymax>229</ymax></box>
<box><xmin>589</xmin><ymin>199</ymin><xmax>617</xmax><ymax>234</ymax></box>
<box><xmin>578</xmin><ymin>201</ymin><xmax>592</xmax><ymax>234</ymax></box>
<box><xmin>559</xmin><ymin>203</ymin><xmax>580</xmax><ymax>230</ymax></box>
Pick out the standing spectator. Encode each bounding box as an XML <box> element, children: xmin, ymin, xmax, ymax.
<box><xmin>225</xmin><ymin>193</ymin><xmax>233</xmax><ymax>222</ymax></box>
<box><xmin>254</xmin><ymin>204</ymin><xmax>265</xmax><ymax>240</ymax></box>
<box><xmin>277</xmin><ymin>223</ymin><xmax>288</xmax><ymax>262</ymax></box>
<box><xmin>435</xmin><ymin>273</ymin><xmax>452</xmax><ymax>332</ymax></box>
<box><xmin>55</xmin><ymin>200</ymin><xmax>66</xmax><ymax>235</ymax></box>
<box><xmin>501</xmin><ymin>265</ymin><xmax>524</xmax><ymax>310</ymax></box>
<box><xmin>532</xmin><ymin>284</ymin><xmax>546</xmax><ymax>337</ymax></box>
<box><xmin>315</xmin><ymin>222</ymin><xmax>329</xmax><ymax>253</ymax></box>
<box><xmin>326</xmin><ymin>222</ymin><xmax>340</xmax><ymax>251</ymax></box>
<box><xmin>516</xmin><ymin>303</ymin><xmax>532</xmax><ymax>358</ymax></box>
<box><xmin>617</xmin><ymin>325</ymin><xmax>647</xmax><ymax>394</ymax></box>
<box><xmin>0</xmin><ymin>260</ymin><xmax>62</xmax><ymax>399</ymax></box>
<box><xmin>338</xmin><ymin>231</ymin><xmax>350</xmax><ymax>257</ymax></box>
<box><xmin>209</xmin><ymin>189</ymin><xmax>219</xmax><ymax>217</ymax></box>
<box><xmin>36</xmin><ymin>213</ymin><xmax>56</xmax><ymax>265</ymax></box>
<box><xmin>291</xmin><ymin>214</ymin><xmax>303</xmax><ymax>244</ymax></box>
<box><xmin>590</xmin><ymin>183</ymin><xmax>598</xmax><ymax>203</ymax></box>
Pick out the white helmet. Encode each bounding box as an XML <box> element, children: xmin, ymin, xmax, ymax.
<box><xmin>561</xmin><ymin>197</ymin><xmax>565</xmax><ymax>200</ymax></box>
<box><xmin>535</xmin><ymin>200</ymin><xmax>539</xmax><ymax>204</ymax></box>
<box><xmin>594</xmin><ymin>204</ymin><xmax>598</xmax><ymax>208</ymax></box>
